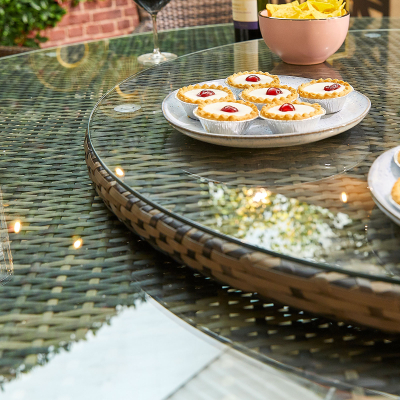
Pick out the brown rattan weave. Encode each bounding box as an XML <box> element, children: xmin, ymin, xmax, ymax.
<box><xmin>84</xmin><ymin>136</ymin><xmax>400</xmax><ymax>333</ymax></box>
<box><xmin>0</xmin><ymin>26</ymin><xmax>236</xmax><ymax>382</ymax></box>
<box><xmin>0</xmin><ymin>46</ymin><xmax>33</xmax><ymax>58</ymax></box>
<box><xmin>136</xmin><ymin>0</ymin><xmax>232</xmax><ymax>32</ymax></box>
<box><xmin>85</xmin><ymin>24</ymin><xmax>400</xmax><ymax>335</ymax></box>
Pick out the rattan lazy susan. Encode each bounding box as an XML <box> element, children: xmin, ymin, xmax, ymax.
<box><xmin>85</xmin><ymin>135</ymin><xmax>400</xmax><ymax>333</ymax></box>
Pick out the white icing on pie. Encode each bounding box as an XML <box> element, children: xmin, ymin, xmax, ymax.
<box><xmin>233</xmin><ymin>74</ymin><xmax>274</xmax><ymax>86</ymax></box>
<box><xmin>267</xmin><ymin>104</ymin><xmax>316</xmax><ymax>116</ymax></box>
<box><xmin>247</xmin><ymin>87</ymin><xmax>292</xmax><ymax>100</ymax></box>
<box><xmin>203</xmin><ymin>102</ymin><xmax>254</xmax><ymax>117</ymax></box>
<box><xmin>302</xmin><ymin>82</ymin><xmax>346</xmax><ymax>95</ymax></box>
<box><xmin>183</xmin><ymin>88</ymin><xmax>229</xmax><ymax>101</ymax></box>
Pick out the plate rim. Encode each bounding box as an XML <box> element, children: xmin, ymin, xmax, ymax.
<box><xmin>371</xmin><ymin>192</ymin><xmax>400</xmax><ymax>226</ymax></box>
<box><xmin>162</xmin><ymin>75</ymin><xmax>371</xmax><ymax>141</ymax></box>
<box><xmin>394</xmin><ymin>147</ymin><xmax>400</xmax><ymax>168</ymax></box>
<box><xmin>368</xmin><ymin>145</ymin><xmax>400</xmax><ymax>226</ymax></box>
<box><xmin>167</xmin><ymin>115</ymin><xmax>365</xmax><ymax>145</ymax></box>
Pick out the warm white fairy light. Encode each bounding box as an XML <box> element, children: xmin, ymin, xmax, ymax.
<box><xmin>115</xmin><ymin>168</ymin><xmax>125</xmax><ymax>177</ymax></box>
<box><xmin>14</xmin><ymin>221</ymin><xmax>21</xmax><ymax>233</ymax></box>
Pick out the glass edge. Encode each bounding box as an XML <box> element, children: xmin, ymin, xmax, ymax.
<box><xmin>86</xmin><ymin>36</ymin><xmax>400</xmax><ymax>286</ymax></box>
<box><xmin>149</xmin><ymin>294</ymin><xmax>398</xmax><ymax>398</ymax></box>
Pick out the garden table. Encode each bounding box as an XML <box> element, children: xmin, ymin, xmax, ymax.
<box><xmin>1</xmin><ymin>18</ymin><xmax>400</xmax><ymax>398</ymax></box>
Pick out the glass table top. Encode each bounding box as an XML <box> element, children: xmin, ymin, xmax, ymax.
<box><xmin>3</xmin><ymin>19</ymin><xmax>400</xmax><ymax>397</ymax></box>
<box><xmin>88</xmin><ymin>31</ymin><xmax>400</xmax><ymax>282</ymax></box>
<box><xmin>0</xmin><ymin>296</ymin><xmax>394</xmax><ymax>400</ymax></box>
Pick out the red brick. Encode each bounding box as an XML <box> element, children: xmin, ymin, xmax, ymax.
<box><xmin>93</xmin><ymin>9</ymin><xmax>121</xmax><ymax>21</ymax></box>
<box><xmin>84</xmin><ymin>1</ymin><xmax>97</xmax><ymax>10</ymax></box>
<box><xmin>97</xmin><ymin>0</ymin><xmax>112</xmax><ymax>8</ymax></box>
<box><xmin>68</xmin><ymin>26</ymin><xmax>83</xmax><ymax>37</ymax></box>
<box><xmin>69</xmin><ymin>1</ymin><xmax>84</xmax><ymax>11</ymax></box>
<box><xmin>61</xmin><ymin>38</ymin><xmax>87</xmax><ymax>45</ymax></box>
<box><xmin>48</xmin><ymin>28</ymin><xmax>66</xmax><ymax>41</ymax></box>
<box><xmin>68</xmin><ymin>13</ymin><xmax>91</xmax><ymax>25</ymax></box>
<box><xmin>86</xmin><ymin>24</ymin><xmax>101</xmax><ymax>35</ymax></box>
<box><xmin>101</xmin><ymin>22</ymin><xmax>115</xmax><ymax>33</ymax></box>
<box><xmin>124</xmin><ymin>6</ymin><xmax>138</xmax><ymax>17</ymax></box>
<box><xmin>40</xmin><ymin>1</ymin><xmax>140</xmax><ymax>48</ymax></box>
<box><xmin>41</xmin><ymin>42</ymin><xmax>55</xmax><ymax>49</ymax></box>
<box><xmin>117</xmin><ymin>19</ymin><xmax>131</xmax><ymax>30</ymax></box>
<box><xmin>57</xmin><ymin>15</ymin><xmax>71</xmax><ymax>27</ymax></box>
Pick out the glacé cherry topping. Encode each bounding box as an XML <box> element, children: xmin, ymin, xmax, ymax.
<box><xmin>245</xmin><ymin>75</ymin><xmax>261</xmax><ymax>82</ymax></box>
<box><xmin>278</xmin><ymin>103</ymin><xmax>295</xmax><ymax>112</ymax></box>
<box><xmin>197</xmin><ymin>90</ymin><xmax>215</xmax><ymax>97</ymax></box>
<box><xmin>221</xmin><ymin>105</ymin><xmax>239</xmax><ymax>113</ymax></box>
<box><xmin>266</xmin><ymin>87</ymin><xmax>283</xmax><ymax>96</ymax></box>
<box><xmin>324</xmin><ymin>83</ymin><xmax>341</xmax><ymax>91</ymax></box>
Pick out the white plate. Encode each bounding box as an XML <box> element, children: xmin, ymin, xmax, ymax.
<box><xmin>368</xmin><ymin>146</ymin><xmax>400</xmax><ymax>226</ymax></box>
<box><xmin>162</xmin><ymin>76</ymin><xmax>371</xmax><ymax>148</ymax></box>
<box><xmin>394</xmin><ymin>148</ymin><xmax>400</xmax><ymax>168</ymax></box>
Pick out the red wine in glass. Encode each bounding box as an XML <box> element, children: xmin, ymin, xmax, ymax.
<box><xmin>133</xmin><ymin>0</ymin><xmax>177</xmax><ymax>65</ymax></box>
<box><xmin>134</xmin><ymin>0</ymin><xmax>172</xmax><ymax>14</ymax></box>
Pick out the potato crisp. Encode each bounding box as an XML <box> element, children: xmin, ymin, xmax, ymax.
<box><xmin>266</xmin><ymin>0</ymin><xmax>347</xmax><ymax>19</ymax></box>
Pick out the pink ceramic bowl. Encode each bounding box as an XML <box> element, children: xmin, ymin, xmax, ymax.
<box><xmin>259</xmin><ymin>11</ymin><xmax>350</xmax><ymax>65</ymax></box>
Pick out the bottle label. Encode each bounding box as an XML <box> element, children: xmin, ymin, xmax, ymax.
<box><xmin>232</xmin><ymin>0</ymin><xmax>259</xmax><ymax>30</ymax></box>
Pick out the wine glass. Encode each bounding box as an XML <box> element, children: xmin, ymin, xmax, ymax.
<box><xmin>133</xmin><ymin>0</ymin><xmax>177</xmax><ymax>66</ymax></box>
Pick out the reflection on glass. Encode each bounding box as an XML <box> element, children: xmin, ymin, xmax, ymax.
<box><xmin>56</xmin><ymin>43</ymin><xmax>89</xmax><ymax>69</ymax></box>
<box><xmin>13</xmin><ymin>220</ymin><xmax>21</xmax><ymax>233</ymax></box>
<box><xmin>0</xmin><ymin>188</ymin><xmax>13</xmax><ymax>282</ymax></box>
<box><xmin>29</xmin><ymin>41</ymin><xmax>109</xmax><ymax>92</ymax></box>
<box><xmin>1</xmin><ymin>297</ymin><xmax>393</xmax><ymax>400</ymax></box>
<box><xmin>87</xmin><ymin>32</ymin><xmax>400</xmax><ymax>278</ymax></box>
<box><xmin>115</xmin><ymin>167</ymin><xmax>125</xmax><ymax>177</ymax></box>
<box><xmin>206</xmin><ymin>183</ymin><xmax>358</xmax><ymax>261</ymax></box>
<box><xmin>73</xmin><ymin>238</ymin><xmax>83</xmax><ymax>249</ymax></box>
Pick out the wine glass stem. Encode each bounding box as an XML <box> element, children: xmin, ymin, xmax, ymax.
<box><xmin>151</xmin><ymin>14</ymin><xmax>161</xmax><ymax>56</ymax></box>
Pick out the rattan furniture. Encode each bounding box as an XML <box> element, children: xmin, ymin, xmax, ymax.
<box><xmin>0</xmin><ymin>46</ymin><xmax>32</xmax><ymax>58</ymax></box>
<box><xmin>136</xmin><ymin>0</ymin><xmax>232</xmax><ymax>32</ymax></box>
<box><xmin>86</xmin><ymin>32</ymin><xmax>400</xmax><ymax>333</ymax></box>
<box><xmin>2</xmin><ymin>19</ymin><xmax>400</xmax><ymax>397</ymax></box>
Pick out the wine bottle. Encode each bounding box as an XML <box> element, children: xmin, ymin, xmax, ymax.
<box><xmin>232</xmin><ymin>0</ymin><xmax>266</xmax><ymax>42</ymax></box>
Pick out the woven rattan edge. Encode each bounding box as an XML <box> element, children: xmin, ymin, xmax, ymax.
<box><xmin>84</xmin><ymin>135</ymin><xmax>400</xmax><ymax>333</ymax></box>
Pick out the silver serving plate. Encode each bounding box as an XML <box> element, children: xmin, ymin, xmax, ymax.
<box><xmin>369</xmin><ymin>145</ymin><xmax>400</xmax><ymax>227</ymax></box>
<box><xmin>162</xmin><ymin>76</ymin><xmax>371</xmax><ymax>148</ymax></box>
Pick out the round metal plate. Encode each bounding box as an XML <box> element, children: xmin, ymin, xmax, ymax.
<box><xmin>162</xmin><ymin>76</ymin><xmax>371</xmax><ymax>148</ymax></box>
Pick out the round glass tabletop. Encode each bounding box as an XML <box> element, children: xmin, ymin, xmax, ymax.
<box><xmin>88</xmin><ymin>31</ymin><xmax>400</xmax><ymax>282</ymax></box>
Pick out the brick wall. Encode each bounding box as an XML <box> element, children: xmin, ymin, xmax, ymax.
<box><xmin>40</xmin><ymin>0</ymin><xmax>140</xmax><ymax>48</ymax></box>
